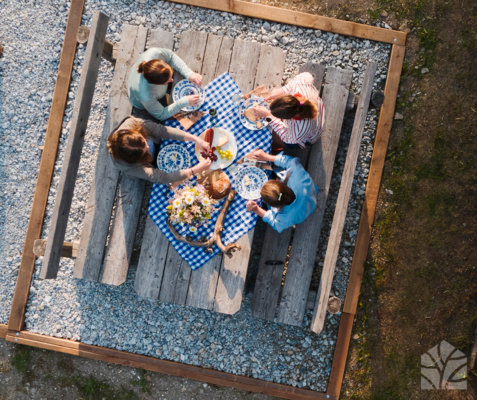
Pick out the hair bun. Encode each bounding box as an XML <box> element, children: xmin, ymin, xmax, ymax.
<box><xmin>137</xmin><ymin>61</ymin><xmax>147</xmax><ymax>74</ymax></box>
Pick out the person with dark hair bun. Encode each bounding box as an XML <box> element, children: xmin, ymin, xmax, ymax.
<box><xmin>253</xmin><ymin>72</ymin><xmax>325</xmax><ymax>149</ymax></box>
<box><xmin>245</xmin><ymin>149</ymin><xmax>318</xmax><ymax>233</ymax></box>
<box><xmin>128</xmin><ymin>48</ymin><xmax>203</xmax><ymax>121</ymax></box>
<box><xmin>107</xmin><ymin>116</ymin><xmax>211</xmax><ymax>184</ymax></box>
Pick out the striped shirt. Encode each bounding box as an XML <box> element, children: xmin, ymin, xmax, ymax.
<box><xmin>269</xmin><ymin>72</ymin><xmax>325</xmax><ymax>149</ymax></box>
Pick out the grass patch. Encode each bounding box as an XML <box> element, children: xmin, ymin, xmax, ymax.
<box><xmin>11</xmin><ymin>345</ymin><xmax>31</xmax><ymax>373</ymax></box>
<box><xmin>130</xmin><ymin>368</ymin><xmax>152</xmax><ymax>394</ymax></box>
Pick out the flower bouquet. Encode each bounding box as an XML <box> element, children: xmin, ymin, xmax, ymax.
<box><xmin>166</xmin><ymin>182</ymin><xmax>217</xmax><ymax>232</ymax></box>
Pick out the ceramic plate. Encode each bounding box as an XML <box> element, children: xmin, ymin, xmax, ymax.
<box><xmin>239</xmin><ymin>97</ymin><xmax>269</xmax><ymax>131</ymax></box>
<box><xmin>172</xmin><ymin>79</ymin><xmax>205</xmax><ymax>112</ymax></box>
<box><xmin>157</xmin><ymin>144</ymin><xmax>191</xmax><ymax>173</ymax></box>
<box><xmin>195</xmin><ymin>127</ymin><xmax>237</xmax><ymax>170</ymax></box>
<box><xmin>234</xmin><ymin>166</ymin><xmax>268</xmax><ymax>200</ymax></box>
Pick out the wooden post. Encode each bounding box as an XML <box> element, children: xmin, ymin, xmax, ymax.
<box><xmin>77</xmin><ymin>25</ymin><xmax>116</xmax><ymax>63</ymax></box>
<box><xmin>40</xmin><ymin>11</ymin><xmax>109</xmax><ymax>279</ymax></box>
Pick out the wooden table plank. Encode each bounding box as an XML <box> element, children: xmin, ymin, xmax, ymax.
<box><xmin>277</xmin><ymin>67</ymin><xmax>353</xmax><ymax>326</ymax></box>
<box><xmin>134</xmin><ymin>216</ymin><xmax>170</xmax><ymax>299</ymax></box>
<box><xmin>7</xmin><ymin>0</ymin><xmax>85</xmax><ymax>332</ymax></box>
<box><xmin>254</xmin><ymin>45</ymin><xmax>286</xmax><ymax>92</ymax></box>
<box><xmin>101</xmin><ymin>29</ymin><xmax>175</xmax><ymax>286</ymax></box>
<box><xmin>172</xmin><ymin>30</ymin><xmax>208</xmax><ymax>87</ymax></box>
<box><xmin>187</xmin><ymin>255</ymin><xmax>222</xmax><ymax>309</ymax></box>
<box><xmin>74</xmin><ymin>25</ymin><xmax>148</xmax><ymax>281</ymax></box>
<box><xmin>228</xmin><ymin>38</ymin><xmax>261</xmax><ymax>93</ymax></box>
<box><xmin>251</xmin><ymin>63</ymin><xmax>325</xmax><ymax>321</ymax></box>
<box><xmin>159</xmin><ymin>246</ymin><xmax>192</xmax><ymax>305</ymax></box>
<box><xmin>215</xmin><ymin>37</ymin><xmax>234</xmax><ymax>78</ymax></box>
<box><xmin>311</xmin><ymin>63</ymin><xmax>377</xmax><ymax>333</ymax></box>
<box><xmin>200</xmin><ymin>34</ymin><xmax>223</xmax><ymax>86</ymax></box>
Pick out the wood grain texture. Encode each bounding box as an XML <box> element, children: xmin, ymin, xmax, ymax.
<box><xmin>172</xmin><ymin>30</ymin><xmax>208</xmax><ymax>86</ymax></box>
<box><xmin>7</xmin><ymin>0</ymin><xmax>85</xmax><ymax>332</ymax></box>
<box><xmin>254</xmin><ymin>45</ymin><xmax>286</xmax><ymax>92</ymax></box>
<box><xmin>169</xmin><ymin>0</ymin><xmax>406</xmax><ymax>45</ymax></box>
<box><xmin>187</xmin><ymin>255</ymin><xmax>222</xmax><ymax>309</ymax></box>
<box><xmin>215</xmin><ymin>37</ymin><xmax>234</xmax><ymax>78</ymax></box>
<box><xmin>311</xmin><ymin>63</ymin><xmax>377</xmax><ymax>333</ymax></box>
<box><xmin>159</xmin><ymin>246</ymin><xmax>192</xmax><ymax>305</ymax></box>
<box><xmin>0</xmin><ymin>324</ymin><xmax>7</xmax><ymax>339</ymax></box>
<box><xmin>326</xmin><ymin>312</ymin><xmax>354</xmax><ymax>398</ymax></box>
<box><xmin>41</xmin><ymin>11</ymin><xmax>109</xmax><ymax>280</ymax></box>
<box><xmin>7</xmin><ymin>331</ymin><xmax>336</xmax><ymax>400</ymax></box>
<box><xmin>33</xmin><ymin>239</ymin><xmax>78</xmax><ymax>258</ymax></box>
<box><xmin>228</xmin><ymin>38</ymin><xmax>261</xmax><ymax>93</ymax></box>
<box><xmin>74</xmin><ymin>25</ymin><xmax>147</xmax><ymax>281</ymax></box>
<box><xmin>278</xmin><ymin>67</ymin><xmax>353</xmax><ymax>326</ymax></box>
<box><xmin>343</xmin><ymin>44</ymin><xmax>405</xmax><ymax>315</ymax></box>
<box><xmin>134</xmin><ymin>216</ymin><xmax>170</xmax><ymax>299</ymax></box>
<box><xmin>200</xmin><ymin>34</ymin><xmax>223</xmax><ymax>86</ymax></box>
<box><xmin>76</xmin><ymin>25</ymin><xmax>115</xmax><ymax>63</ymax></box>
<box><xmin>251</xmin><ymin>62</ymin><xmax>325</xmax><ymax>321</ymax></box>
<box><xmin>101</xmin><ymin>29</ymin><xmax>175</xmax><ymax>286</ymax></box>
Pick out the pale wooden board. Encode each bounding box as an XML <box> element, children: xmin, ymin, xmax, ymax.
<box><xmin>277</xmin><ymin>67</ymin><xmax>353</xmax><ymax>326</ymax></box>
<box><xmin>134</xmin><ymin>216</ymin><xmax>170</xmax><ymax>299</ymax></box>
<box><xmin>228</xmin><ymin>38</ymin><xmax>261</xmax><ymax>94</ymax></box>
<box><xmin>200</xmin><ymin>34</ymin><xmax>223</xmax><ymax>86</ymax></box>
<box><xmin>159</xmin><ymin>246</ymin><xmax>192</xmax><ymax>304</ymax></box>
<box><xmin>251</xmin><ymin>63</ymin><xmax>325</xmax><ymax>321</ymax></box>
<box><xmin>311</xmin><ymin>63</ymin><xmax>377</xmax><ymax>333</ymax></box>
<box><xmin>213</xmin><ymin>41</ymin><xmax>285</xmax><ymax>315</ymax></box>
<box><xmin>215</xmin><ymin>37</ymin><xmax>234</xmax><ymax>78</ymax></box>
<box><xmin>40</xmin><ymin>11</ymin><xmax>109</xmax><ymax>279</ymax></box>
<box><xmin>101</xmin><ymin>29</ymin><xmax>175</xmax><ymax>286</ymax></box>
<box><xmin>172</xmin><ymin>30</ymin><xmax>208</xmax><ymax>87</ymax></box>
<box><xmin>74</xmin><ymin>25</ymin><xmax>148</xmax><ymax>281</ymax></box>
<box><xmin>186</xmin><ymin>255</ymin><xmax>222</xmax><ymax>309</ymax></box>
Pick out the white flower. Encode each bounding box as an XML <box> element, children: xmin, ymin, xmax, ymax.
<box><xmin>189</xmin><ymin>226</ymin><xmax>197</xmax><ymax>232</ymax></box>
<box><xmin>201</xmin><ymin>198</ymin><xmax>210</xmax><ymax>206</ymax></box>
<box><xmin>185</xmin><ymin>195</ymin><xmax>194</xmax><ymax>205</ymax></box>
<box><xmin>173</xmin><ymin>199</ymin><xmax>182</xmax><ymax>208</ymax></box>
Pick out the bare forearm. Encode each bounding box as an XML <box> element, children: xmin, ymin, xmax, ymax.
<box><xmin>253</xmin><ymin>207</ymin><xmax>266</xmax><ymax>218</ymax></box>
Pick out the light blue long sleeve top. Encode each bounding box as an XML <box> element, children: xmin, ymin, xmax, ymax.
<box><xmin>262</xmin><ymin>152</ymin><xmax>318</xmax><ymax>233</ymax></box>
<box><xmin>127</xmin><ymin>48</ymin><xmax>194</xmax><ymax>121</ymax></box>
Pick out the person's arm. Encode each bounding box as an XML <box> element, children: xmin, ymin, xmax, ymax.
<box><xmin>246</xmin><ymin>201</ymin><xmax>267</xmax><ymax>218</ymax></box>
<box><xmin>158</xmin><ymin>48</ymin><xmax>194</xmax><ymax>79</ymax></box>
<box><xmin>262</xmin><ymin>209</ymin><xmax>285</xmax><ymax>233</ymax></box>
<box><xmin>141</xmin><ymin>97</ymin><xmax>189</xmax><ymax>121</ymax></box>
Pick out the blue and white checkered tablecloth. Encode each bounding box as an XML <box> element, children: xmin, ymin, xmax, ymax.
<box><xmin>148</xmin><ymin>72</ymin><xmax>272</xmax><ymax>270</ymax></box>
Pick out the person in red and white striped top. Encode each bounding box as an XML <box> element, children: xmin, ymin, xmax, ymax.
<box><xmin>253</xmin><ymin>72</ymin><xmax>325</xmax><ymax>150</ymax></box>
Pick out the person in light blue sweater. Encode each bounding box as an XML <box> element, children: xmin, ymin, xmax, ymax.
<box><xmin>246</xmin><ymin>150</ymin><xmax>318</xmax><ymax>233</ymax></box>
<box><xmin>127</xmin><ymin>48</ymin><xmax>203</xmax><ymax>121</ymax></box>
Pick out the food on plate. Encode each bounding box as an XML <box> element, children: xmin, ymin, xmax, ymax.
<box><xmin>218</xmin><ymin>149</ymin><xmax>233</xmax><ymax>160</ymax></box>
<box><xmin>204</xmin><ymin>128</ymin><xmax>214</xmax><ymax>146</ymax></box>
<box><xmin>200</xmin><ymin>147</ymin><xmax>218</xmax><ymax>162</ymax></box>
<box><xmin>244</xmin><ymin>175</ymin><xmax>250</xmax><ymax>186</ymax></box>
<box><xmin>256</xmin><ymin>121</ymin><xmax>263</xmax><ymax>129</ymax></box>
<box><xmin>171</xmin><ymin>153</ymin><xmax>177</xmax><ymax>161</ymax></box>
<box><xmin>243</xmin><ymin>107</ymin><xmax>259</xmax><ymax>123</ymax></box>
<box><xmin>216</xmin><ymin>136</ymin><xmax>229</xmax><ymax>148</ymax></box>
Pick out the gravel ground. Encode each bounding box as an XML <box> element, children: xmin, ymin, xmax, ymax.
<box><xmin>0</xmin><ymin>0</ymin><xmax>390</xmax><ymax>393</ymax></box>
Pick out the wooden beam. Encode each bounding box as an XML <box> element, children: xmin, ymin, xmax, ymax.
<box><xmin>311</xmin><ymin>62</ymin><xmax>377</xmax><ymax>334</ymax></box>
<box><xmin>6</xmin><ymin>331</ymin><xmax>336</xmax><ymax>400</ymax></box>
<box><xmin>77</xmin><ymin>25</ymin><xmax>116</xmax><ymax>63</ymax></box>
<box><xmin>7</xmin><ymin>0</ymin><xmax>85</xmax><ymax>333</ymax></box>
<box><xmin>343</xmin><ymin>44</ymin><xmax>406</xmax><ymax>315</ymax></box>
<box><xmin>0</xmin><ymin>324</ymin><xmax>7</xmax><ymax>339</ymax></box>
<box><xmin>40</xmin><ymin>11</ymin><xmax>109</xmax><ymax>280</ymax></box>
<box><xmin>168</xmin><ymin>0</ymin><xmax>406</xmax><ymax>45</ymax></box>
<box><xmin>33</xmin><ymin>239</ymin><xmax>78</xmax><ymax>258</ymax></box>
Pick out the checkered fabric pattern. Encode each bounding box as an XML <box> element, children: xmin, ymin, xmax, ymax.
<box><xmin>148</xmin><ymin>73</ymin><xmax>272</xmax><ymax>270</ymax></box>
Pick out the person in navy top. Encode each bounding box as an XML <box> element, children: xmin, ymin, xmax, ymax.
<box><xmin>245</xmin><ymin>150</ymin><xmax>318</xmax><ymax>233</ymax></box>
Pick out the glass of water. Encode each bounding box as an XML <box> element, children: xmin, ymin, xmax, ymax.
<box><xmin>231</xmin><ymin>93</ymin><xmax>242</xmax><ymax>107</ymax></box>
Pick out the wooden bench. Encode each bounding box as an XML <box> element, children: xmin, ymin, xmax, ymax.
<box><xmin>134</xmin><ymin>30</ymin><xmax>286</xmax><ymax>315</ymax></box>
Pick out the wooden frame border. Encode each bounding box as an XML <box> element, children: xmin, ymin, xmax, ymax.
<box><xmin>4</xmin><ymin>0</ymin><xmax>406</xmax><ymax>398</ymax></box>
<box><xmin>167</xmin><ymin>0</ymin><xmax>406</xmax><ymax>45</ymax></box>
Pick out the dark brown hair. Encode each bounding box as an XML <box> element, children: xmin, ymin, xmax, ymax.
<box><xmin>260</xmin><ymin>180</ymin><xmax>296</xmax><ymax>208</ymax></box>
<box><xmin>137</xmin><ymin>59</ymin><xmax>173</xmax><ymax>85</ymax></box>
<box><xmin>270</xmin><ymin>94</ymin><xmax>318</xmax><ymax>120</ymax></box>
<box><xmin>107</xmin><ymin>122</ymin><xmax>153</xmax><ymax>165</ymax></box>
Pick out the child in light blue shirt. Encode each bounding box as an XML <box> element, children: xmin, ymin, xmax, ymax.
<box><xmin>246</xmin><ymin>150</ymin><xmax>318</xmax><ymax>233</ymax></box>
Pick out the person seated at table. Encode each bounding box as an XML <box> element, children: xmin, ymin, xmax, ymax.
<box><xmin>128</xmin><ymin>47</ymin><xmax>203</xmax><ymax>121</ymax></box>
<box><xmin>245</xmin><ymin>149</ymin><xmax>318</xmax><ymax>233</ymax></box>
<box><xmin>253</xmin><ymin>72</ymin><xmax>325</xmax><ymax>149</ymax></box>
<box><xmin>107</xmin><ymin>116</ymin><xmax>211</xmax><ymax>184</ymax></box>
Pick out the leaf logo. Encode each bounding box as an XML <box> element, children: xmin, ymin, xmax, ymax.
<box><xmin>421</xmin><ymin>340</ymin><xmax>467</xmax><ymax>390</ymax></box>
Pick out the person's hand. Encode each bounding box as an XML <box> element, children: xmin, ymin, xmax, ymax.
<box><xmin>189</xmin><ymin>73</ymin><xmax>203</xmax><ymax>87</ymax></box>
<box><xmin>186</xmin><ymin>94</ymin><xmax>200</xmax><ymax>106</ymax></box>
<box><xmin>246</xmin><ymin>200</ymin><xmax>259</xmax><ymax>212</ymax></box>
<box><xmin>265</xmin><ymin>88</ymin><xmax>283</xmax><ymax>101</ymax></box>
<box><xmin>196</xmin><ymin>137</ymin><xmax>210</xmax><ymax>154</ymax></box>
<box><xmin>251</xmin><ymin>149</ymin><xmax>268</xmax><ymax>161</ymax></box>
<box><xmin>194</xmin><ymin>158</ymin><xmax>212</xmax><ymax>173</ymax></box>
<box><xmin>253</xmin><ymin>106</ymin><xmax>272</xmax><ymax>118</ymax></box>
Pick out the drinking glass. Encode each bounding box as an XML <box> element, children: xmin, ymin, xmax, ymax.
<box><xmin>231</xmin><ymin>93</ymin><xmax>242</xmax><ymax>107</ymax></box>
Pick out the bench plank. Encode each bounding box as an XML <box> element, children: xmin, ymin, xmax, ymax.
<box><xmin>311</xmin><ymin>63</ymin><xmax>377</xmax><ymax>333</ymax></box>
<box><xmin>251</xmin><ymin>62</ymin><xmax>325</xmax><ymax>321</ymax></box>
<box><xmin>101</xmin><ymin>29</ymin><xmax>175</xmax><ymax>286</ymax></box>
<box><xmin>277</xmin><ymin>67</ymin><xmax>353</xmax><ymax>326</ymax></box>
<box><xmin>40</xmin><ymin>11</ymin><xmax>109</xmax><ymax>279</ymax></box>
<box><xmin>74</xmin><ymin>25</ymin><xmax>148</xmax><ymax>281</ymax></box>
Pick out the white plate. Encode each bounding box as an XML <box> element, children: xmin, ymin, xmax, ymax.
<box><xmin>172</xmin><ymin>79</ymin><xmax>205</xmax><ymax>112</ymax></box>
<box><xmin>234</xmin><ymin>166</ymin><xmax>268</xmax><ymax>200</ymax></box>
<box><xmin>239</xmin><ymin>97</ymin><xmax>269</xmax><ymax>130</ymax></box>
<box><xmin>195</xmin><ymin>127</ymin><xmax>237</xmax><ymax>170</ymax></box>
<box><xmin>157</xmin><ymin>144</ymin><xmax>191</xmax><ymax>173</ymax></box>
